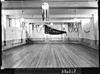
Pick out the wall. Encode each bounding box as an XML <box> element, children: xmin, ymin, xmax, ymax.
<box><xmin>2</xmin><ymin>10</ymin><xmax>99</xmax><ymax>50</ymax></box>
<box><xmin>79</xmin><ymin>11</ymin><xmax>99</xmax><ymax>49</ymax></box>
<box><xmin>2</xmin><ymin>15</ymin><xmax>27</xmax><ymax>50</ymax></box>
<box><xmin>94</xmin><ymin>11</ymin><xmax>99</xmax><ymax>46</ymax></box>
<box><xmin>2</xmin><ymin>27</ymin><xmax>4</xmax><ymax>46</ymax></box>
<box><xmin>29</xmin><ymin>23</ymin><xmax>69</xmax><ymax>42</ymax></box>
<box><xmin>27</xmin><ymin>21</ymin><xmax>82</xmax><ymax>43</ymax></box>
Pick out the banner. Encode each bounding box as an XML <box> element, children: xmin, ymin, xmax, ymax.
<box><xmin>45</xmin><ymin>25</ymin><xmax>67</xmax><ymax>35</ymax></box>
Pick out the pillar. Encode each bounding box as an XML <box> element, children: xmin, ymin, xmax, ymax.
<box><xmin>90</xmin><ymin>14</ymin><xmax>95</xmax><ymax>47</ymax></box>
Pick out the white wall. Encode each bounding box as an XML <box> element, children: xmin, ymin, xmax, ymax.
<box><xmin>1</xmin><ymin>15</ymin><xmax>27</xmax><ymax>41</ymax></box>
<box><xmin>94</xmin><ymin>11</ymin><xmax>99</xmax><ymax>40</ymax></box>
<box><xmin>2</xmin><ymin>15</ymin><xmax>7</xmax><ymax>42</ymax></box>
<box><xmin>81</xmin><ymin>19</ymin><xmax>92</xmax><ymax>39</ymax></box>
<box><xmin>30</xmin><ymin>23</ymin><xmax>69</xmax><ymax>40</ymax></box>
<box><xmin>2</xmin><ymin>12</ymin><xmax>98</xmax><ymax>42</ymax></box>
<box><xmin>81</xmin><ymin>11</ymin><xmax>98</xmax><ymax>41</ymax></box>
<box><xmin>26</xmin><ymin>21</ymin><xmax>82</xmax><ymax>41</ymax></box>
<box><xmin>32</xmin><ymin>25</ymin><xmax>45</xmax><ymax>39</ymax></box>
<box><xmin>5</xmin><ymin>27</ymin><xmax>25</xmax><ymax>41</ymax></box>
<box><xmin>2</xmin><ymin>27</ymin><xmax>4</xmax><ymax>41</ymax></box>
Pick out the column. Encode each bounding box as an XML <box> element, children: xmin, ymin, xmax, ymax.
<box><xmin>90</xmin><ymin>14</ymin><xmax>95</xmax><ymax>47</ymax></box>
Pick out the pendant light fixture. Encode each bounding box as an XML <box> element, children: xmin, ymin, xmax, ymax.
<box><xmin>42</xmin><ymin>3</ymin><xmax>49</xmax><ymax>21</ymax></box>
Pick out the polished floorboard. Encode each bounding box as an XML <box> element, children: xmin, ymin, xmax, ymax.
<box><xmin>2</xmin><ymin>43</ymin><xmax>99</xmax><ymax>68</ymax></box>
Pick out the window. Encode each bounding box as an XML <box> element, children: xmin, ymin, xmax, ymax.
<box><xmin>16</xmin><ymin>19</ymin><xmax>21</xmax><ymax>29</ymax></box>
<box><xmin>11</xmin><ymin>19</ymin><xmax>16</xmax><ymax>27</ymax></box>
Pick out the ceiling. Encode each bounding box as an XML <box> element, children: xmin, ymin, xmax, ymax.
<box><xmin>1</xmin><ymin>0</ymin><xmax>98</xmax><ymax>21</ymax></box>
<box><xmin>3</xmin><ymin>0</ymin><xmax>97</xmax><ymax>2</ymax></box>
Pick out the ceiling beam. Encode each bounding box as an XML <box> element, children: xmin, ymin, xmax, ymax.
<box><xmin>20</xmin><ymin>20</ymin><xmax>83</xmax><ymax>23</ymax></box>
<box><xmin>8</xmin><ymin>14</ymin><xmax>92</xmax><ymax>19</ymax></box>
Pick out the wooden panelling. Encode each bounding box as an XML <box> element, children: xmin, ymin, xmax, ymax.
<box><xmin>80</xmin><ymin>38</ymin><xmax>99</xmax><ymax>50</ymax></box>
<box><xmin>2</xmin><ymin>39</ymin><xmax>26</xmax><ymax>51</ymax></box>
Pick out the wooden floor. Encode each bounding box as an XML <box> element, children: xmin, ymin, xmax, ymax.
<box><xmin>2</xmin><ymin>43</ymin><xmax>99</xmax><ymax>68</ymax></box>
